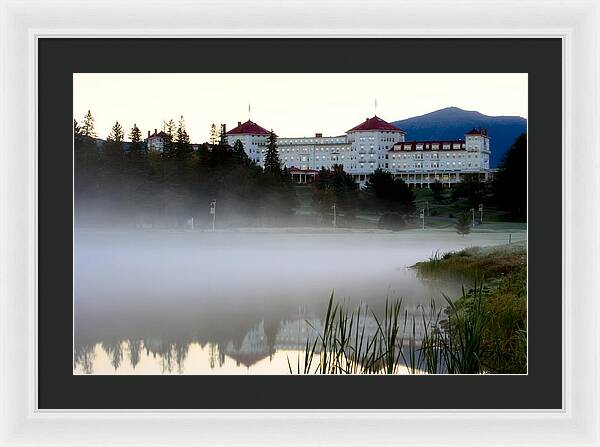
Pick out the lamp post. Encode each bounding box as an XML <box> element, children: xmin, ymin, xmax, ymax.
<box><xmin>332</xmin><ymin>202</ymin><xmax>337</xmax><ymax>229</ymax></box>
<box><xmin>209</xmin><ymin>200</ymin><xmax>216</xmax><ymax>232</ymax></box>
<box><xmin>470</xmin><ymin>207</ymin><xmax>475</xmax><ymax>228</ymax></box>
<box><xmin>420</xmin><ymin>208</ymin><xmax>425</xmax><ymax>230</ymax></box>
<box><xmin>479</xmin><ymin>203</ymin><xmax>484</xmax><ymax>224</ymax></box>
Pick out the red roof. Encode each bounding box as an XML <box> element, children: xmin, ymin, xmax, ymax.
<box><xmin>147</xmin><ymin>130</ymin><xmax>169</xmax><ymax>139</ymax></box>
<box><xmin>348</xmin><ymin>116</ymin><xmax>405</xmax><ymax>133</ymax></box>
<box><xmin>389</xmin><ymin>140</ymin><xmax>465</xmax><ymax>152</ymax></box>
<box><xmin>226</xmin><ymin>120</ymin><xmax>270</xmax><ymax>136</ymax></box>
<box><xmin>465</xmin><ymin>128</ymin><xmax>488</xmax><ymax>136</ymax></box>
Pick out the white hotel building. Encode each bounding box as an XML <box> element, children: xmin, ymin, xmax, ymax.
<box><xmin>225</xmin><ymin>115</ymin><xmax>491</xmax><ymax>187</ymax></box>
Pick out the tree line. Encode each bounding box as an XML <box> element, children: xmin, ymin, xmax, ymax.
<box><xmin>74</xmin><ymin>111</ymin><xmax>297</xmax><ymax>228</ymax></box>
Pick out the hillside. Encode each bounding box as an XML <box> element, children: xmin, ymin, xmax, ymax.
<box><xmin>393</xmin><ymin>107</ymin><xmax>527</xmax><ymax>168</ymax></box>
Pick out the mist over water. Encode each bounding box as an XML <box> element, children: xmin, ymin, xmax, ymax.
<box><xmin>74</xmin><ymin>230</ymin><xmax>517</xmax><ymax>374</ymax></box>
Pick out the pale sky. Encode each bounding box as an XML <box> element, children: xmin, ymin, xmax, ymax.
<box><xmin>74</xmin><ymin>73</ymin><xmax>527</xmax><ymax>142</ymax></box>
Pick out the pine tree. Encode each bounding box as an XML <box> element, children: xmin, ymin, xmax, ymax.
<box><xmin>80</xmin><ymin>110</ymin><xmax>96</xmax><ymax>138</ymax></box>
<box><xmin>105</xmin><ymin>121</ymin><xmax>125</xmax><ymax>160</ymax></box>
<box><xmin>128</xmin><ymin>123</ymin><xmax>145</xmax><ymax>160</ymax></box>
<box><xmin>162</xmin><ymin>119</ymin><xmax>176</xmax><ymax>158</ymax></box>
<box><xmin>74</xmin><ymin>119</ymin><xmax>82</xmax><ymax>146</ymax></box>
<box><xmin>107</xmin><ymin>121</ymin><xmax>124</xmax><ymax>143</ymax></box>
<box><xmin>210</xmin><ymin>123</ymin><xmax>218</xmax><ymax>146</ymax></box>
<box><xmin>218</xmin><ymin>124</ymin><xmax>228</xmax><ymax>148</ymax></box>
<box><xmin>263</xmin><ymin>130</ymin><xmax>281</xmax><ymax>175</ymax></box>
<box><xmin>164</xmin><ymin>119</ymin><xmax>176</xmax><ymax>139</ymax></box>
<box><xmin>174</xmin><ymin>115</ymin><xmax>192</xmax><ymax>160</ymax></box>
<box><xmin>455</xmin><ymin>212</ymin><xmax>471</xmax><ymax>236</ymax></box>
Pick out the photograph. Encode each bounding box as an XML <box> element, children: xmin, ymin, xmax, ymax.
<box><xmin>73</xmin><ymin>73</ymin><xmax>528</xmax><ymax>375</ymax></box>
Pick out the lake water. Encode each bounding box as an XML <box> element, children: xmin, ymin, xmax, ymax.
<box><xmin>73</xmin><ymin>229</ymin><xmax>525</xmax><ymax>374</ymax></box>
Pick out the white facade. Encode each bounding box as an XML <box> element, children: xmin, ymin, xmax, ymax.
<box><xmin>226</xmin><ymin>117</ymin><xmax>491</xmax><ymax>187</ymax></box>
<box><xmin>145</xmin><ymin>129</ymin><xmax>170</xmax><ymax>153</ymax></box>
<box><xmin>385</xmin><ymin>129</ymin><xmax>491</xmax><ymax>187</ymax></box>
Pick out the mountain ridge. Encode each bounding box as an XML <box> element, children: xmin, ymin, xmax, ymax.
<box><xmin>392</xmin><ymin>107</ymin><xmax>527</xmax><ymax>167</ymax></box>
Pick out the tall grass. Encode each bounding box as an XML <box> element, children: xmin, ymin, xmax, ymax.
<box><xmin>289</xmin><ymin>281</ymin><xmax>519</xmax><ymax>374</ymax></box>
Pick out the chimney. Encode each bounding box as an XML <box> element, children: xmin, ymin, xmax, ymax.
<box><xmin>154</xmin><ymin>128</ymin><xmax>157</xmax><ymax>134</ymax></box>
<box><xmin>366</xmin><ymin>117</ymin><xmax>369</xmax><ymax>122</ymax></box>
<box><xmin>315</xmin><ymin>133</ymin><xmax>322</xmax><ymax>138</ymax></box>
<box><xmin>238</xmin><ymin>121</ymin><xmax>241</xmax><ymax>127</ymax></box>
<box><xmin>147</xmin><ymin>130</ymin><xmax>150</xmax><ymax>138</ymax></box>
<box><xmin>221</xmin><ymin>124</ymin><xmax>226</xmax><ymax>134</ymax></box>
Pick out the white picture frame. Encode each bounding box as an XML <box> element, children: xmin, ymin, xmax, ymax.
<box><xmin>1</xmin><ymin>0</ymin><xmax>598</xmax><ymax>445</ymax></box>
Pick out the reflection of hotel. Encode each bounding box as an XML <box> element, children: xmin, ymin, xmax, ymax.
<box><xmin>226</xmin><ymin>116</ymin><xmax>491</xmax><ymax>187</ymax></box>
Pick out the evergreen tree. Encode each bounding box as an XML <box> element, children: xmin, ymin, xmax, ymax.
<box><xmin>74</xmin><ymin>119</ymin><xmax>83</xmax><ymax>146</ymax></box>
<box><xmin>174</xmin><ymin>115</ymin><xmax>192</xmax><ymax>160</ymax></box>
<box><xmin>492</xmin><ymin>133</ymin><xmax>527</xmax><ymax>219</ymax></box>
<box><xmin>164</xmin><ymin>119</ymin><xmax>176</xmax><ymax>139</ymax></box>
<box><xmin>162</xmin><ymin>119</ymin><xmax>176</xmax><ymax>158</ymax></box>
<box><xmin>128</xmin><ymin>123</ymin><xmax>145</xmax><ymax>160</ymax></box>
<box><xmin>74</xmin><ymin>112</ymin><xmax>99</xmax><ymax>198</ymax></box>
<box><xmin>107</xmin><ymin>120</ymin><xmax>124</xmax><ymax>143</ymax></box>
<box><xmin>80</xmin><ymin>110</ymin><xmax>96</xmax><ymax>138</ymax></box>
<box><xmin>210</xmin><ymin>123</ymin><xmax>218</xmax><ymax>145</ymax></box>
<box><xmin>105</xmin><ymin>121</ymin><xmax>125</xmax><ymax>159</ymax></box>
<box><xmin>455</xmin><ymin>212</ymin><xmax>471</xmax><ymax>236</ymax></box>
<box><xmin>263</xmin><ymin>130</ymin><xmax>282</xmax><ymax>175</ymax></box>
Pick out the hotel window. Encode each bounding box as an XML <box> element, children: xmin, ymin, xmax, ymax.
<box><xmin>432</xmin><ymin>144</ymin><xmax>439</xmax><ymax>150</ymax></box>
<box><xmin>443</xmin><ymin>144</ymin><xmax>450</xmax><ymax>150</ymax></box>
<box><xmin>416</xmin><ymin>144</ymin><xmax>423</xmax><ymax>151</ymax></box>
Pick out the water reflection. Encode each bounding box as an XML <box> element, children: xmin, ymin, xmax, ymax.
<box><xmin>74</xmin><ymin>230</ymin><xmax>514</xmax><ymax>374</ymax></box>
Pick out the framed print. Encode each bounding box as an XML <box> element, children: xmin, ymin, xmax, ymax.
<box><xmin>1</xmin><ymin>1</ymin><xmax>599</xmax><ymax>446</ymax></box>
<box><xmin>42</xmin><ymin>38</ymin><xmax>557</xmax><ymax>410</ymax></box>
